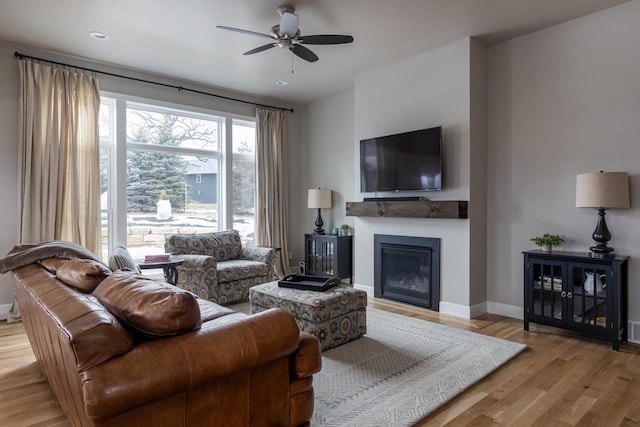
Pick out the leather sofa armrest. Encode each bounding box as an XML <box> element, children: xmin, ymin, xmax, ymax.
<box><xmin>291</xmin><ymin>331</ymin><xmax>322</xmax><ymax>379</ymax></box>
<box><xmin>81</xmin><ymin>308</ymin><xmax>299</xmax><ymax>419</ymax></box>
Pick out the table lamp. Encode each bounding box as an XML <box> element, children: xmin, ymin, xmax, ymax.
<box><xmin>308</xmin><ymin>188</ymin><xmax>332</xmax><ymax>235</ymax></box>
<box><xmin>576</xmin><ymin>171</ymin><xmax>630</xmax><ymax>254</ymax></box>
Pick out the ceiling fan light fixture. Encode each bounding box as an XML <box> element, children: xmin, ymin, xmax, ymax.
<box><xmin>279</xmin><ymin>11</ymin><xmax>299</xmax><ymax>38</ymax></box>
<box><xmin>218</xmin><ymin>4</ymin><xmax>353</xmax><ymax>63</ymax></box>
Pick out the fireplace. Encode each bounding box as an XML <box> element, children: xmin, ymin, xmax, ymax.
<box><xmin>374</xmin><ymin>234</ymin><xmax>440</xmax><ymax>310</ymax></box>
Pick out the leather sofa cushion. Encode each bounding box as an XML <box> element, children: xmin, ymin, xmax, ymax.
<box><xmin>94</xmin><ymin>271</ymin><xmax>202</xmax><ymax>338</ymax></box>
<box><xmin>39</xmin><ymin>256</ymin><xmax>68</xmax><ymax>274</ymax></box>
<box><xmin>55</xmin><ymin>257</ymin><xmax>112</xmax><ymax>293</ymax></box>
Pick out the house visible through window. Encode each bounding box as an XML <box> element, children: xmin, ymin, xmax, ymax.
<box><xmin>99</xmin><ymin>95</ymin><xmax>257</xmax><ymax>260</ymax></box>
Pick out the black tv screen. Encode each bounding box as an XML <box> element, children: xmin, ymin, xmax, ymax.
<box><xmin>360</xmin><ymin>126</ymin><xmax>443</xmax><ymax>192</ymax></box>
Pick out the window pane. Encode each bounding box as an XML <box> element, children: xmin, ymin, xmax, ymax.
<box><xmin>127</xmin><ymin>103</ymin><xmax>220</xmax><ymax>151</ymax></box>
<box><xmin>99</xmin><ymin>101</ymin><xmax>113</xmax><ymax>142</ymax></box>
<box><xmin>99</xmin><ymin>147</ymin><xmax>110</xmax><ymax>262</ymax></box>
<box><xmin>232</xmin><ymin>119</ymin><xmax>256</xmax><ymax>245</ymax></box>
<box><xmin>99</xmin><ymin>99</ymin><xmax>115</xmax><ymax>262</ymax></box>
<box><xmin>126</xmin><ymin>151</ymin><xmax>219</xmax><ymax>258</ymax></box>
<box><xmin>233</xmin><ymin>119</ymin><xmax>255</xmax><ymax>154</ymax></box>
<box><xmin>233</xmin><ymin>157</ymin><xmax>255</xmax><ymax>245</ymax></box>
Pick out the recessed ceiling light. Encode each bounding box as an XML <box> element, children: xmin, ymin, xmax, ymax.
<box><xmin>89</xmin><ymin>31</ymin><xmax>109</xmax><ymax>40</ymax></box>
<box><xmin>276</xmin><ymin>80</ymin><xmax>289</xmax><ymax>86</ymax></box>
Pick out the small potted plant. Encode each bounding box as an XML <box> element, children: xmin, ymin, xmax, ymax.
<box><xmin>530</xmin><ymin>233</ymin><xmax>564</xmax><ymax>252</ymax></box>
<box><xmin>340</xmin><ymin>224</ymin><xmax>350</xmax><ymax>236</ymax></box>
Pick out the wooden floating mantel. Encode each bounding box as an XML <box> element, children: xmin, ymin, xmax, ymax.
<box><xmin>345</xmin><ymin>200</ymin><xmax>468</xmax><ymax>219</ymax></box>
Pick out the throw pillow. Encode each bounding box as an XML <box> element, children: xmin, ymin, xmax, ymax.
<box><xmin>55</xmin><ymin>257</ymin><xmax>112</xmax><ymax>293</ymax></box>
<box><xmin>39</xmin><ymin>257</ymin><xmax>69</xmax><ymax>274</ymax></box>
<box><xmin>93</xmin><ymin>270</ymin><xmax>202</xmax><ymax>338</ymax></box>
<box><xmin>109</xmin><ymin>244</ymin><xmax>141</xmax><ymax>273</ymax></box>
<box><xmin>209</xmin><ymin>230</ymin><xmax>242</xmax><ymax>261</ymax></box>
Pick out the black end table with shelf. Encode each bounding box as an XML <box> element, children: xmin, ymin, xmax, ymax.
<box><xmin>523</xmin><ymin>250</ymin><xmax>628</xmax><ymax>350</ymax></box>
<box><xmin>304</xmin><ymin>234</ymin><xmax>353</xmax><ymax>283</ymax></box>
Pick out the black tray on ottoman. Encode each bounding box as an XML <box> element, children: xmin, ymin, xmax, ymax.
<box><xmin>277</xmin><ymin>274</ymin><xmax>340</xmax><ymax>292</ymax></box>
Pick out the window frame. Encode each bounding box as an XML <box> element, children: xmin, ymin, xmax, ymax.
<box><xmin>100</xmin><ymin>91</ymin><xmax>257</xmax><ymax>256</ymax></box>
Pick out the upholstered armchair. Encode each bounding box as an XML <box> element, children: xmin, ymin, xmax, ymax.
<box><xmin>164</xmin><ymin>230</ymin><xmax>277</xmax><ymax>305</ymax></box>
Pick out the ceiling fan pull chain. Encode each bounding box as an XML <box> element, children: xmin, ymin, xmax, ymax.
<box><xmin>291</xmin><ymin>50</ymin><xmax>295</xmax><ymax>74</ymax></box>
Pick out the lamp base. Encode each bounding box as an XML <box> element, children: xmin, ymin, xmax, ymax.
<box><xmin>589</xmin><ymin>243</ymin><xmax>614</xmax><ymax>254</ymax></box>
<box><xmin>314</xmin><ymin>208</ymin><xmax>325</xmax><ymax>235</ymax></box>
<box><xmin>590</xmin><ymin>208</ymin><xmax>614</xmax><ymax>254</ymax></box>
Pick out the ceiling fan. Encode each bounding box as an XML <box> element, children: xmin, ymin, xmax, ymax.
<box><xmin>216</xmin><ymin>5</ymin><xmax>354</xmax><ymax>63</ymax></box>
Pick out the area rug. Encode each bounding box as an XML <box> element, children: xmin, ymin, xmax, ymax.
<box><xmin>311</xmin><ymin>307</ymin><xmax>526</xmax><ymax>426</ymax></box>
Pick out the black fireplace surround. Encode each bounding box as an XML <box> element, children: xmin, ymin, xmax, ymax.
<box><xmin>374</xmin><ymin>234</ymin><xmax>440</xmax><ymax>311</ymax></box>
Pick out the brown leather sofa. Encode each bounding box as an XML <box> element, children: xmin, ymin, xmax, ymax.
<box><xmin>10</xmin><ymin>254</ymin><xmax>321</xmax><ymax>427</ymax></box>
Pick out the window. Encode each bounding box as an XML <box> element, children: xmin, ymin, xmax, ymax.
<box><xmin>232</xmin><ymin>119</ymin><xmax>256</xmax><ymax>237</ymax></box>
<box><xmin>99</xmin><ymin>95</ymin><xmax>256</xmax><ymax>261</ymax></box>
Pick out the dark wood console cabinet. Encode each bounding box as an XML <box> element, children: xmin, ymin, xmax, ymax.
<box><xmin>304</xmin><ymin>234</ymin><xmax>353</xmax><ymax>282</ymax></box>
<box><xmin>523</xmin><ymin>250</ymin><xmax>628</xmax><ymax>350</ymax></box>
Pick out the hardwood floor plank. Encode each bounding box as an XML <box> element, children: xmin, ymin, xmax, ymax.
<box><xmin>1</xmin><ymin>297</ymin><xmax>639</xmax><ymax>426</ymax></box>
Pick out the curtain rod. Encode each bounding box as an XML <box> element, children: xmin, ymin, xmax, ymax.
<box><xmin>14</xmin><ymin>51</ymin><xmax>294</xmax><ymax>113</ymax></box>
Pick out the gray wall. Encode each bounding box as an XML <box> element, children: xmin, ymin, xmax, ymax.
<box><xmin>486</xmin><ymin>0</ymin><xmax>640</xmax><ymax>321</ymax></box>
<box><xmin>299</xmin><ymin>1</ymin><xmax>640</xmax><ymax>323</ymax></box>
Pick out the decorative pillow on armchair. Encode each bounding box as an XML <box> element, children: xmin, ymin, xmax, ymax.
<box><xmin>109</xmin><ymin>244</ymin><xmax>141</xmax><ymax>273</ymax></box>
<box><xmin>210</xmin><ymin>230</ymin><xmax>242</xmax><ymax>261</ymax></box>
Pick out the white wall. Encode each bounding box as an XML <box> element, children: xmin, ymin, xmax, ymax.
<box><xmin>300</xmin><ymin>90</ymin><xmax>355</xmax><ymax>235</ymax></box>
<box><xmin>487</xmin><ymin>0</ymin><xmax>640</xmax><ymax>321</ymax></box>
<box><xmin>0</xmin><ymin>42</ymin><xmax>19</xmax><ymax>306</ymax></box>
<box><xmin>0</xmin><ymin>40</ymin><xmax>302</xmax><ymax>306</ymax></box>
<box><xmin>353</xmin><ymin>38</ymin><xmax>476</xmax><ymax>314</ymax></box>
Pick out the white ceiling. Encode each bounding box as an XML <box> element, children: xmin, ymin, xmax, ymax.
<box><xmin>0</xmin><ymin>0</ymin><xmax>631</xmax><ymax>105</ymax></box>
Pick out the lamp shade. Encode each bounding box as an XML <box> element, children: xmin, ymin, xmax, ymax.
<box><xmin>308</xmin><ymin>188</ymin><xmax>332</xmax><ymax>209</ymax></box>
<box><xmin>576</xmin><ymin>172</ymin><xmax>630</xmax><ymax>209</ymax></box>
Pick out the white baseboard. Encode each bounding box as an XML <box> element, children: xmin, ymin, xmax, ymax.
<box><xmin>354</xmin><ymin>284</ymin><xmax>374</xmax><ymax>298</ymax></box>
<box><xmin>470</xmin><ymin>301</ymin><xmax>488</xmax><ymax>318</ymax></box>
<box><xmin>487</xmin><ymin>301</ymin><xmax>523</xmax><ymax>320</ymax></box>
<box><xmin>439</xmin><ymin>301</ymin><xmax>472</xmax><ymax>319</ymax></box>
<box><xmin>628</xmin><ymin>321</ymin><xmax>640</xmax><ymax>344</ymax></box>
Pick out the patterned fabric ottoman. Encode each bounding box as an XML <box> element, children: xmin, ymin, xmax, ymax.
<box><xmin>249</xmin><ymin>281</ymin><xmax>367</xmax><ymax>351</ymax></box>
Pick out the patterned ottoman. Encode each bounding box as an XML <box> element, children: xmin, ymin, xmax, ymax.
<box><xmin>249</xmin><ymin>281</ymin><xmax>367</xmax><ymax>351</ymax></box>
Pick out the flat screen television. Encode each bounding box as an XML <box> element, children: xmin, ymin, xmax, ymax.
<box><xmin>360</xmin><ymin>126</ymin><xmax>443</xmax><ymax>192</ymax></box>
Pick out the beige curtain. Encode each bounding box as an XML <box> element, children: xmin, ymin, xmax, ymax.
<box><xmin>255</xmin><ymin>108</ymin><xmax>290</xmax><ymax>276</ymax></box>
<box><xmin>17</xmin><ymin>60</ymin><xmax>101</xmax><ymax>255</ymax></box>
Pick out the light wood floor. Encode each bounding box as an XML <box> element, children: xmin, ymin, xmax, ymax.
<box><xmin>1</xmin><ymin>299</ymin><xmax>639</xmax><ymax>426</ymax></box>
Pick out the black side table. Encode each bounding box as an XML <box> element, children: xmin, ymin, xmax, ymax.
<box><xmin>138</xmin><ymin>258</ymin><xmax>184</xmax><ymax>285</ymax></box>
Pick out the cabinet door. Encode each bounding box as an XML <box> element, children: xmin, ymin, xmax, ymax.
<box><xmin>527</xmin><ymin>258</ymin><xmax>566</xmax><ymax>323</ymax></box>
<box><xmin>567</xmin><ymin>262</ymin><xmax>610</xmax><ymax>331</ymax></box>
<box><xmin>305</xmin><ymin>236</ymin><xmax>335</xmax><ymax>276</ymax></box>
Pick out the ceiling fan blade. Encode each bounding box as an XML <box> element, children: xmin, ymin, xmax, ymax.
<box><xmin>291</xmin><ymin>44</ymin><xmax>319</xmax><ymax>62</ymax></box>
<box><xmin>216</xmin><ymin>25</ymin><xmax>274</xmax><ymax>39</ymax></box>
<box><xmin>279</xmin><ymin>11</ymin><xmax>299</xmax><ymax>38</ymax></box>
<box><xmin>243</xmin><ymin>44</ymin><xmax>277</xmax><ymax>55</ymax></box>
<box><xmin>299</xmin><ymin>34</ymin><xmax>354</xmax><ymax>45</ymax></box>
